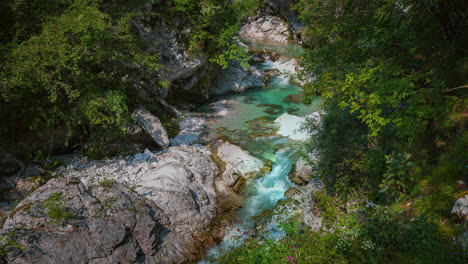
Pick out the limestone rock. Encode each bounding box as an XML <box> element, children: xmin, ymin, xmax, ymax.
<box><xmin>132</xmin><ymin>108</ymin><xmax>170</xmax><ymax>149</ymax></box>
<box><xmin>291</xmin><ymin>157</ymin><xmax>313</xmax><ymax>185</ymax></box>
<box><xmin>300</xmin><ymin>179</ymin><xmax>325</xmax><ymax>230</ymax></box>
<box><xmin>214</xmin><ymin>141</ymin><xmax>267</xmax><ymax>189</ymax></box>
<box><xmin>451</xmin><ymin>195</ymin><xmax>468</xmax><ymax>220</ymax></box>
<box><xmin>47</xmin><ymin>145</ymin><xmax>221</xmax><ymax>263</ymax></box>
<box><xmin>239</xmin><ymin>15</ymin><xmax>291</xmax><ymax>43</ymax></box>
<box><xmin>284</xmin><ymin>187</ymin><xmax>303</xmax><ymax>199</ymax></box>
<box><xmin>274</xmin><ymin>113</ymin><xmax>308</xmax><ymax>141</ymax></box>
<box><xmin>1</xmin><ymin>177</ymin><xmax>171</xmax><ymax>264</ymax></box>
<box><xmin>212</xmin><ymin>61</ymin><xmax>265</xmax><ymax>95</ymax></box>
<box><xmin>216</xmin><ymin>142</ymin><xmax>266</xmax><ymax>185</ymax></box>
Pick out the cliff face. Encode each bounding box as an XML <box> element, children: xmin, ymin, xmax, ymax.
<box><xmin>130</xmin><ymin>9</ymin><xmax>222</xmax><ymax>110</ymax></box>
<box><xmin>260</xmin><ymin>0</ymin><xmax>304</xmax><ymax>43</ymax></box>
<box><xmin>130</xmin><ymin>1</ymin><xmax>304</xmax><ymax>110</ymax></box>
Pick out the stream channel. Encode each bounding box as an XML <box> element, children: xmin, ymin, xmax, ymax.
<box><xmin>199</xmin><ymin>39</ymin><xmax>320</xmax><ymax>261</ymax></box>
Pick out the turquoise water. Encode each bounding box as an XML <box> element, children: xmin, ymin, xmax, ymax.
<box><xmin>203</xmin><ymin>77</ymin><xmax>314</xmax><ymax>131</ymax></box>
<box><xmin>201</xmin><ymin>150</ymin><xmax>294</xmax><ymax>261</ymax></box>
<box><xmin>199</xmin><ymin>40</ymin><xmax>316</xmax><ymax>262</ymax></box>
<box><xmin>240</xmin><ymin>38</ymin><xmax>305</xmax><ymax>58</ymax></box>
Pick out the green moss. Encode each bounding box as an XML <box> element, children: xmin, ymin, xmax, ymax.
<box><xmin>99</xmin><ymin>179</ymin><xmax>116</xmax><ymax>188</ymax></box>
<box><xmin>42</xmin><ymin>192</ymin><xmax>75</xmax><ymax>226</ymax></box>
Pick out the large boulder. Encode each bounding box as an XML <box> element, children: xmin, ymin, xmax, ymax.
<box><xmin>51</xmin><ymin>145</ymin><xmax>220</xmax><ymax>263</ymax></box>
<box><xmin>1</xmin><ymin>177</ymin><xmax>171</xmax><ymax>264</ymax></box>
<box><xmin>290</xmin><ymin>157</ymin><xmax>314</xmax><ymax>185</ymax></box>
<box><xmin>239</xmin><ymin>15</ymin><xmax>291</xmax><ymax>43</ymax></box>
<box><xmin>274</xmin><ymin>113</ymin><xmax>309</xmax><ymax>141</ymax></box>
<box><xmin>132</xmin><ymin>108</ymin><xmax>170</xmax><ymax>149</ymax></box>
<box><xmin>212</xmin><ymin>61</ymin><xmax>265</xmax><ymax>95</ymax></box>
<box><xmin>216</xmin><ymin>142</ymin><xmax>266</xmax><ymax>188</ymax></box>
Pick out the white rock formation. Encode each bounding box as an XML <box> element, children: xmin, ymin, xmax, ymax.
<box><xmin>274</xmin><ymin>113</ymin><xmax>308</xmax><ymax>141</ymax></box>
<box><xmin>216</xmin><ymin>142</ymin><xmax>266</xmax><ymax>187</ymax></box>
<box><xmin>239</xmin><ymin>15</ymin><xmax>291</xmax><ymax>43</ymax></box>
<box><xmin>451</xmin><ymin>195</ymin><xmax>468</xmax><ymax>220</ymax></box>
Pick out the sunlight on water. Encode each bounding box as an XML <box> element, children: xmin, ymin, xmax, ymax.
<box><xmin>198</xmin><ymin>40</ymin><xmax>315</xmax><ymax>262</ymax></box>
<box><xmin>201</xmin><ymin>150</ymin><xmax>294</xmax><ymax>262</ymax></box>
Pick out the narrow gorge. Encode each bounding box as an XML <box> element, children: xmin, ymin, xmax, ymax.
<box><xmin>0</xmin><ymin>2</ymin><xmax>323</xmax><ymax>263</ymax></box>
<box><xmin>1</xmin><ymin>1</ymin><xmax>466</xmax><ymax>263</ymax></box>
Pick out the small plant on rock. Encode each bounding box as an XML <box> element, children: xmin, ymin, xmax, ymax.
<box><xmin>42</xmin><ymin>192</ymin><xmax>75</xmax><ymax>226</ymax></box>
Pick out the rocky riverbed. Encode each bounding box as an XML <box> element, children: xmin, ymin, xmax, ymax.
<box><xmin>1</xmin><ymin>8</ymin><xmax>324</xmax><ymax>264</ymax></box>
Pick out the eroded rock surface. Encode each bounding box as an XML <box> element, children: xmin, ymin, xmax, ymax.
<box><xmin>1</xmin><ymin>177</ymin><xmax>171</xmax><ymax>264</ymax></box>
<box><xmin>132</xmin><ymin>108</ymin><xmax>170</xmax><ymax>149</ymax></box>
<box><xmin>452</xmin><ymin>195</ymin><xmax>468</xmax><ymax>220</ymax></box>
<box><xmin>215</xmin><ymin>141</ymin><xmax>266</xmax><ymax>188</ymax></box>
<box><xmin>212</xmin><ymin>61</ymin><xmax>265</xmax><ymax>95</ymax></box>
<box><xmin>170</xmin><ymin>115</ymin><xmax>212</xmax><ymax>146</ymax></box>
<box><xmin>1</xmin><ymin>146</ymin><xmax>225</xmax><ymax>263</ymax></box>
<box><xmin>239</xmin><ymin>15</ymin><xmax>291</xmax><ymax>43</ymax></box>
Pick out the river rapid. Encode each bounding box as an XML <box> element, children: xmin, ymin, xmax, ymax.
<box><xmin>199</xmin><ymin>39</ymin><xmax>320</xmax><ymax>261</ymax></box>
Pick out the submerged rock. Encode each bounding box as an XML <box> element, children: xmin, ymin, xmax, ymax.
<box><xmin>132</xmin><ymin>108</ymin><xmax>170</xmax><ymax>149</ymax></box>
<box><xmin>284</xmin><ymin>93</ymin><xmax>304</xmax><ymax>104</ymax></box>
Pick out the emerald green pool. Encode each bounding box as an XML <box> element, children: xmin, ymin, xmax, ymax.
<box><xmin>199</xmin><ymin>39</ymin><xmax>318</xmax><ymax>262</ymax></box>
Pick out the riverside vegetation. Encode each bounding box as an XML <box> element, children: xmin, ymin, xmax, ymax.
<box><xmin>0</xmin><ymin>0</ymin><xmax>261</xmax><ymax>158</ymax></box>
<box><xmin>217</xmin><ymin>0</ymin><xmax>467</xmax><ymax>263</ymax></box>
<box><xmin>0</xmin><ymin>0</ymin><xmax>467</xmax><ymax>264</ymax></box>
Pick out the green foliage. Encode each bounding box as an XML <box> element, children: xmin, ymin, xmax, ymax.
<box><xmin>170</xmin><ymin>0</ymin><xmax>260</xmax><ymax>68</ymax></box>
<box><xmin>43</xmin><ymin>192</ymin><xmax>75</xmax><ymax>226</ymax></box>
<box><xmin>297</xmin><ymin>0</ymin><xmax>466</xmax><ymax>140</ymax></box>
<box><xmin>217</xmin><ymin>197</ymin><xmax>464</xmax><ymax>264</ymax></box>
<box><xmin>0</xmin><ymin>0</ymin><xmax>147</xmax><ymax>142</ymax></box>
<box><xmin>294</xmin><ymin>1</ymin><xmax>467</xmax><ymax>263</ymax></box>
<box><xmin>379</xmin><ymin>152</ymin><xmax>415</xmax><ymax>199</ymax></box>
<box><xmin>0</xmin><ymin>0</ymin><xmax>261</xmax><ymax>154</ymax></box>
<box><xmin>99</xmin><ymin>178</ymin><xmax>116</xmax><ymax>188</ymax></box>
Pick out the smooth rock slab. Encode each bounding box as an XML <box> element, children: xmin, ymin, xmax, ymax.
<box><xmin>274</xmin><ymin>113</ymin><xmax>308</xmax><ymax>141</ymax></box>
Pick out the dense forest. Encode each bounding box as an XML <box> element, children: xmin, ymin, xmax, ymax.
<box><xmin>218</xmin><ymin>0</ymin><xmax>468</xmax><ymax>263</ymax></box>
<box><xmin>0</xmin><ymin>0</ymin><xmax>259</xmax><ymax>158</ymax></box>
<box><xmin>0</xmin><ymin>0</ymin><xmax>467</xmax><ymax>263</ymax></box>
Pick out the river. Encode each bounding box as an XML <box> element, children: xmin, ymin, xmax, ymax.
<box><xmin>198</xmin><ymin>39</ymin><xmax>320</xmax><ymax>262</ymax></box>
